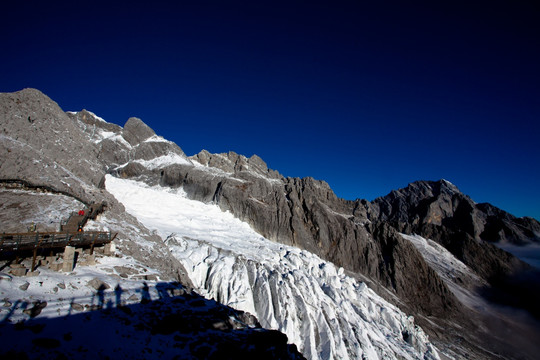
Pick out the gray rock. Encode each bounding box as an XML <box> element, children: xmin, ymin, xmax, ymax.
<box><xmin>69</xmin><ymin>109</ymin><xmax>122</xmax><ymax>134</ymax></box>
<box><xmin>71</xmin><ymin>303</ymin><xmax>84</xmax><ymax>312</ymax></box>
<box><xmin>87</xmin><ymin>278</ymin><xmax>110</xmax><ymax>290</ymax></box>
<box><xmin>133</xmin><ymin>140</ymin><xmax>186</xmax><ymax>161</ymax></box>
<box><xmin>191</xmin><ymin>150</ymin><xmax>282</xmax><ymax>179</ymax></box>
<box><xmin>369</xmin><ymin>179</ymin><xmax>540</xmax><ymax>245</ymax></box>
<box><xmin>11</xmin><ymin>268</ymin><xmax>27</xmax><ymax>277</ymax></box>
<box><xmin>23</xmin><ymin>300</ymin><xmax>47</xmax><ymax>318</ymax></box>
<box><xmin>122</xmin><ymin>117</ymin><xmax>156</xmax><ymax>146</ymax></box>
<box><xmin>97</xmin><ymin>137</ymin><xmax>131</xmax><ymax>166</ymax></box>
<box><xmin>19</xmin><ymin>282</ymin><xmax>30</xmax><ymax>291</ymax></box>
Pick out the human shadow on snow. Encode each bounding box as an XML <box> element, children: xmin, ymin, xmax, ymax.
<box><xmin>0</xmin><ymin>281</ymin><xmax>304</xmax><ymax>360</ymax></box>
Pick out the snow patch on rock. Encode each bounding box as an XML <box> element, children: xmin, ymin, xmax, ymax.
<box><xmin>133</xmin><ymin>153</ymin><xmax>192</xmax><ymax>169</ymax></box>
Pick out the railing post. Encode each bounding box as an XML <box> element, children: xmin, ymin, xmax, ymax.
<box><xmin>66</xmin><ymin>232</ymin><xmax>72</xmax><ymax>247</ymax></box>
<box><xmin>90</xmin><ymin>233</ymin><xmax>97</xmax><ymax>255</ymax></box>
<box><xmin>15</xmin><ymin>235</ymin><xmax>21</xmax><ymax>251</ymax></box>
<box><xmin>32</xmin><ymin>247</ymin><xmax>38</xmax><ymax>272</ymax></box>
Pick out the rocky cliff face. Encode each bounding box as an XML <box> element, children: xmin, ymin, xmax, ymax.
<box><xmin>113</xmin><ymin>150</ymin><xmax>460</xmax><ymax>319</ymax></box>
<box><xmin>1</xmin><ymin>90</ymin><xmax>200</xmax><ymax>285</ymax></box>
<box><xmin>367</xmin><ymin>180</ymin><xmax>539</xmax><ymax>280</ymax></box>
<box><xmin>0</xmin><ymin>90</ymin><xmax>106</xmax><ymax>204</ymax></box>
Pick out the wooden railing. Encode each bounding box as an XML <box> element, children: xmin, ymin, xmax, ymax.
<box><xmin>0</xmin><ymin>231</ymin><xmax>116</xmax><ymax>272</ymax></box>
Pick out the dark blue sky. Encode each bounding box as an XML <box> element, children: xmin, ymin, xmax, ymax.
<box><xmin>3</xmin><ymin>1</ymin><xmax>539</xmax><ymax>219</ymax></box>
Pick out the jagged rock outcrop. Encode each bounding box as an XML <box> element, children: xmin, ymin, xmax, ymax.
<box><xmin>192</xmin><ymin>150</ymin><xmax>282</xmax><ymax>179</ymax></box>
<box><xmin>67</xmin><ymin>109</ymin><xmax>189</xmax><ymax>171</ymax></box>
<box><xmin>368</xmin><ymin>179</ymin><xmax>540</xmax><ymax>245</ymax></box>
<box><xmin>122</xmin><ymin>117</ymin><xmax>157</xmax><ymax>145</ymax></box>
<box><xmin>476</xmin><ymin>202</ymin><xmax>540</xmax><ymax>245</ymax></box>
<box><xmin>67</xmin><ymin>109</ymin><xmax>129</xmax><ymax>166</ymax></box>
<box><xmin>72</xmin><ymin>109</ymin><xmax>123</xmax><ymax>133</ymax></box>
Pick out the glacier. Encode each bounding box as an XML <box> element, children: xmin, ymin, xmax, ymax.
<box><xmin>105</xmin><ymin>175</ymin><xmax>440</xmax><ymax>360</ymax></box>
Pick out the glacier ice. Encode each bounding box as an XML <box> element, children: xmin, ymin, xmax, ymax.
<box><xmin>106</xmin><ymin>175</ymin><xmax>441</xmax><ymax>360</ymax></box>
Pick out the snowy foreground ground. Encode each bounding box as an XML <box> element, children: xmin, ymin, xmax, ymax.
<box><xmin>0</xmin><ymin>263</ymin><xmax>297</xmax><ymax>359</ymax></box>
<box><xmin>103</xmin><ymin>176</ymin><xmax>440</xmax><ymax>360</ymax></box>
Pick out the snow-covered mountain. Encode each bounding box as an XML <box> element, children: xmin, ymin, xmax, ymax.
<box><xmin>2</xmin><ymin>88</ymin><xmax>540</xmax><ymax>359</ymax></box>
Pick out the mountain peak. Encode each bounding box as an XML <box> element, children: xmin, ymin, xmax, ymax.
<box><xmin>13</xmin><ymin>87</ymin><xmax>47</xmax><ymax>97</ymax></box>
<box><xmin>406</xmin><ymin>179</ymin><xmax>462</xmax><ymax>196</ymax></box>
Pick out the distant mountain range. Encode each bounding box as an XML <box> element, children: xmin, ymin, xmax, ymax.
<box><xmin>1</xmin><ymin>88</ymin><xmax>539</xmax><ymax>359</ymax></box>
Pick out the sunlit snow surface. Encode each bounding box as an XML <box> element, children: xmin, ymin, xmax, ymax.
<box><xmin>106</xmin><ymin>175</ymin><xmax>440</xmax><ymax>360</ymax></box>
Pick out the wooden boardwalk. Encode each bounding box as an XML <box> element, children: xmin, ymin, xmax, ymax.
<box><xmin>0</xmin><ymin>231</ymin><xmax>115</xmax><ymax>253</ymax></box>
<box><xmin>1</xmin><ymin>231</ymin><xmax>116</xmax><ymax>272</ymax></box>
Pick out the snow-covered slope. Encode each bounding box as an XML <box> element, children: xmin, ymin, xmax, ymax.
<box><xmin>400</xmin><ymin>233</ymin><xmax>488</xmax><ymax>310</ymax></box>
<box><xmin>105</xmin><ymin>175</ymin><xmax>441</xmax><ymax>360</ymax></box>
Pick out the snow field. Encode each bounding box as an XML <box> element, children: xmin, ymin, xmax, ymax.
<box><xmin>106</xmin><ymin>175</ymin><xmax>441</xmax><ymax>360</ymax></box>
